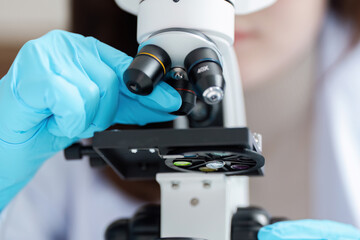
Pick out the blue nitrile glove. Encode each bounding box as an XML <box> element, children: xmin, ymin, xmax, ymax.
<box><xmin>258</xmin><ymin>219</ymin><xmax>360</xmax><ymax>240</ymax></box>
<box><xmin>0</xmin><ymin>30</ymin><xmax>181</xmax><ymax>211</ymax></box>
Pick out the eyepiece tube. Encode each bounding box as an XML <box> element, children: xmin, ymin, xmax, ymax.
<box><xmin>124</xmin><ymin>45</ymin><xmax>172</xmax><ymax>95</ymax></box>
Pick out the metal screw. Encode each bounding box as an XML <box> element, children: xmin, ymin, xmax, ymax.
<box><xmin>203</xmin><ymin>87</ymin><xmax>224</xmax><ymax>105</ymax></box>
<box><xmin>171</xmin><ymin>181</ymin><xmax>180</xmax><ymax>190</ymax></box>
<box><xmin>174</xmin><ymin>72</ymin><xmax>183</xmax><ymax>80</ymax></box>
<box><xmin>203</xmin><ymin>181</ymin><xmax>211</xmax><ymax>189</ymax></box>
<box><xmin>190</xmin><ymin>198</ymin><xmax>199</xmax><ymax>206</ymax></box>
<box><xmin>206</xmin><ymin>160</ymin><xmax>225</xmax><ymax>170</ymax></box>
<box><xmin>130</xmin><ymin>149</ymin><xmax>138</xmax><ymax>154</ymax></box>
<box><xmin>253</xmin><ymin>133</ymin><xmax>263</xmax><ymax>152</ymax></box>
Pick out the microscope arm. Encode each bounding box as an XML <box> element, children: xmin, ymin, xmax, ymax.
<box><xmin>99</xmin><ymin>1</ymin><xmax>277</xmax><ymax>239</ymax></box>
<box><xmin>115</xmin><ymin>0</ymin><xmax>277</xmax><ymax>16</ymax></box>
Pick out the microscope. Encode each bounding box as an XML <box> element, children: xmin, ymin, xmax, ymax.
<box><xmin>65</xmin><ymin>0</ymin><xmax>285</xmax><ymax>239</ymax></box>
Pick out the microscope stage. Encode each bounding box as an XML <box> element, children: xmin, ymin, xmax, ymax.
<box><xmin>92</xmin><ymin>127</ymin><xmax>264</xmax><ymax>179</ymax></box>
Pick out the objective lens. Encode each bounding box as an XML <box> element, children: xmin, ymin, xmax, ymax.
<box><xmin>124</xmin><ymin>45</ymin><xmax>171</xmax><ymax>95</ymax></box>
<box><xmin>206</xmin><ymin>160</ymin><xmax>225</xmax><ymax>169</ymax></box>
<box><xmin>199</xmin><ymin>167</ymin><xmax>217</xmax><ymax>172</ymax></box>
<box><xmin>174</xmin><ymin>161</ymin><xmax>192</xmax><ymax>167</ymax></box>
<box><xmin>165</xmin><ymin>68</ymin><xmax>196</xmax><ymax>116</ymax></box>
<box><xmin>184</xmin><ymin>48</ymin><xmax>225</xmax><ymax>105</ymax></box>
<box><xmin>202</xmin><ymin>87</ymin><xmax>224</xmax><ymax>105</ymax></box>
<box><xmin>231</xmin><ymin>165</ymin><xmax>250</xmax><ymax>170</ymax></box>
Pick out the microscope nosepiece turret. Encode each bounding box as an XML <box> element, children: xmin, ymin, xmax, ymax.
<box><xmin>184</xmin><ymin>47</ymin><xmax>225</xmax><ymax>105</ymax></box>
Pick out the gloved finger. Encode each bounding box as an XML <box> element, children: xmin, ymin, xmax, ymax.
<box><xmin>55</xmin><ymin>68</ymin><xmax>101</xmax><ymax>132</ymax></box>
<box><xmin>13</xmin><ymin>39</ymin><xmax>101</xmax><ymax>138</ymax></box>
<box><xmin>95</xmin><ymin>39</ymin><xmax>133</xmax><ymax>79</ymax></box>
<box><xmin>76</xmin><ymin>61</ymin><xmax>120</xmax><ymax>138</ymax></box>
<box><xmin>95</xmin><ymin>40</ymin><xmax>140</xmax><ymax>99</ymax></box>
<box><xmin>46</xmin><ymin>75</ymin><xmax>96</xmax><ymax>138</ymax></box>
<box><xmin>116</xmin><ymin>74</ymin><xmax>181</xmax><ymax>112</ymax></box>
<box><xmin>114</xmin><ymin>92</ymin><xmax>177</xmax><ymax>126</ymax></box>
<box><xmin>137</xmin><ymin>81</ymin><xmax>182</xmax><ymax>112</ymax></box>
<box><xmin>95</xmin><ymin>40</ymin><xmax>181</xmax><ymax>114</ymax></box>
<box><xmin>258</xmin><ymin>220</ymin><xmax>360</xmax><ymax>240</ymax></box>
<box><xmin>0</xmin><ymin>73</ymin><xmax>50</xmax><ymax>143</ymax></box>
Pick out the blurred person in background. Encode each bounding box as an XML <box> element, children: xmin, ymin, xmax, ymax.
<box><xmin>1</xmin><ymin>0</ymin><xmax>360</xmax><ymax>239</ymax></box>
<box><xmin>241</xmin><ymin>0</ymin><xmax>360</xmax><ymax>227</ymax></box>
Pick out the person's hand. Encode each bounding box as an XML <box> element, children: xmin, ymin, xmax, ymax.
<box><xmin>0</xmin><ymin>30</ymin><xmax>181</xmax><ymax>211</ymax></box>
<box><xmin>258</xmin><ymin>219</ymin><xmax>360</xmax><ymax>239</ymax></box>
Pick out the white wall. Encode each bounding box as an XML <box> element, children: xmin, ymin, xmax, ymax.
<box><xmin>0</xmin><ymin>0</ymin><xmax>70</xmax><ymax>45</ymax></box>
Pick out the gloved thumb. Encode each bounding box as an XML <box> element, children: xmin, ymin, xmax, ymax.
<box><xmin>258</xmin><ymin>220</ymin><xmax>360</xmax><ymax>240</ymax></box>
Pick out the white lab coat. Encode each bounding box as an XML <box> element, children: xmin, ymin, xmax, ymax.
<box><xmin>311</xmin><ymin>14</ymin><xmax>360</xmax><ymax>226</ymax></box>
<box><xmin>0</xmin><ymin>152</ymin><xmax>147</xmax><ymax>240</ymax></box>
<box><xmin>1</xmin><ymin>13</ymin><xmax>360</xmax><ymax>240</ymax></box>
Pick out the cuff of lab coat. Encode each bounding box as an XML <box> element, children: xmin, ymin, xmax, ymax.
<box><xmin>0</xmin><ymin>200</ymin><xmax>12</xmax><ymax>237</ymax></box>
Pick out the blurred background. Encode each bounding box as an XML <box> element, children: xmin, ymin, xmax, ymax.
<box><xmin>0</xmin><ymin>0</ymin><xmax>70</xmax><ymax>75</ymax></box>
<box><xmin>0</xmin><ymin>0</ymin><xmax>138</xmax><ymax>75</ymax></box>
<box><xmin>0</xmin><ymin>0</ymin><xmax>311</xmax><ymax>221</ymax></box>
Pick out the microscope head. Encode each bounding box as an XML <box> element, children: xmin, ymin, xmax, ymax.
<box><xmin>115</xmin><ymin>0</ymin><xmax>277</xmax><ymax>113</ymax></box>
<box><xmin>99</xmin><ymin>0</ymin><xmax>273</xmax><ymax>178</ymax></box>
<box><xmin>65</xmin><ymin>0</ymin><xmax>275</xmax><ymax>179</ymax></box>
<box><xmin>115</xmin><ymin>0</ymin><xmax>277</xmax><ymax>16</ymax></box>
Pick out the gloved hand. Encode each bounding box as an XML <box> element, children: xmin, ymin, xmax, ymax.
<box><xmin>0</xmin><ymin>30</ymin><xmax>181</xmax><ymax>211</ymax></box>
<box><xmin>258</xmin><ymin>219</ymin><xmax>360</xmax><ymax>239</ymax></box>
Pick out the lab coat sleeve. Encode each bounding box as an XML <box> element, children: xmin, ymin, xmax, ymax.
<box><xmin>312</xmin><ymin>29</ymin><xmax>360</xmax><ymax>227</ymax></box>
<box><xmin>0</xmin><ymin>152</ymin><xmax>70</xmax><ymax>240</ymax></box>
<box><xmin>0</xmin><ymin>203</ymin><xmax>10</xmax><ymax>227</ymax></box>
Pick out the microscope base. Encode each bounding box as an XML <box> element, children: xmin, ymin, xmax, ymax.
<box><xmin>105</xmin><ymin>204</ymin><xmax>276</xmax><ymax>240</ymax></box>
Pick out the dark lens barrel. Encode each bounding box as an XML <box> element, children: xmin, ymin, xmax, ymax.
<box><xmin>124</xmin><ymin>45</ymin><xmax>171</xmax><ymax>95</ymax></box>
<box><xmin>165</xmin><ymin>68</ymin><xmax>196</xmax><ymax>116</ymax></box>
<box><xmin>184</xmin><ymin>48</ymin><xmax>225</xmax><ymax>105</ymax></box>
<box><xmin>158</xmin><ymin>238</ymin><xmax>207</xmax><ymax>240</ymax></box>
